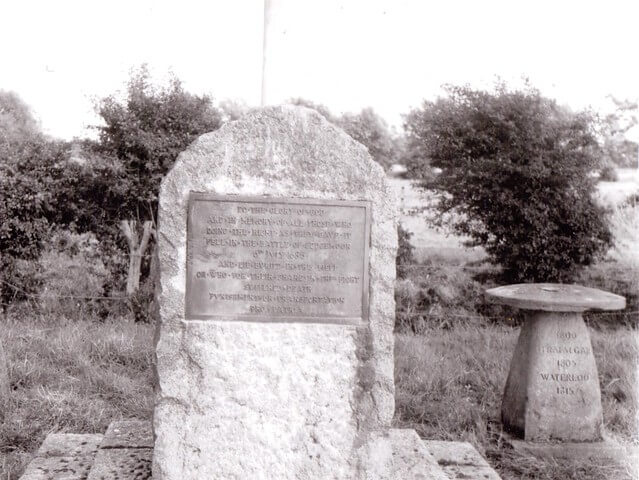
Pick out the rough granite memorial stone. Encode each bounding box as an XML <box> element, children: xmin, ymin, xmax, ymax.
<box><xmin>153</xmin><ymin>105</ymin><xmax>399</xmax><ymax>479</ymax></box>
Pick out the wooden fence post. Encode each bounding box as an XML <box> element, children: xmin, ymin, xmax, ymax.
<box><xmin>0</xmin><ymin>339</ymin><xmax>9</xmax><ymax>398</ymax></box>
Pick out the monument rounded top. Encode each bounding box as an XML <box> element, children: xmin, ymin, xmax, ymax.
<box><xmin>485</xmin><ymin>283</ymin><xmax>626</xmax><ymax>312</ymax></box>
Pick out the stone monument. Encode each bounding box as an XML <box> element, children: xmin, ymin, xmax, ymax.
<box><xmin>152</xmin><ymin>105</ymin><xmax>440</xmax><ymax>479</ymax></box>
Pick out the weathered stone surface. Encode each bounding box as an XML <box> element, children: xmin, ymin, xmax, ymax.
<box><xmin>19</xmin><ymin>455</ymin><xmax>94</xmax><ymax>480</ymax></box>
<box><xmin>21</xmin><ymin>423</ymin><xmax>508</xmax><ymax>480</ymax></box>
<box><xmin>485</xmin><ymin>283</ymin><xmax>625</xmax><ymax>312</ymax></box>
<box><xmin>501</xmin><ymin>311</ymin><xmax>603</xmax><ymax>441</ymax></box>
<box><xmin>359</xmin><ymin>429</ymin><xmax>449</xmax><ymax>480</ymax></box>
<box><xmin>101</xmin><ymin>421</ymin><xmax>153</xmax><ymax>449</ymax></box>
<box><xmin>509</xmin><ymin>436</ymin><xmax>639</xmax><ymax>462</ymax></box>
<box><xmin>36</xmin><ymin>434</ymin><xmax>103</xmax><ymax>458</ymax></box>
<box><xmin>87</xmin><ymin>448</ymin><xmax>151</xmax><ymax>480</ymax></box>
<box><xmin>19</xmin><ymin>434</ymin><xmax>103</xmax><ymax>480</ymax></box>
<box><xmin>424</xmin><ymin>440</ymin><xmax>501</xmax><ymax>480</ymax></box>
<box><xmin>153</xmin><ymin>106</ymin><xmax>397</xmax><ymax>479</ymax></box>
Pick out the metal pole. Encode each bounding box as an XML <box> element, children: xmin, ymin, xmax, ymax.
<box><xmin>261</xmin><ymin>0</ymin><xmax>272</xmax><ymax>106</ymax></box>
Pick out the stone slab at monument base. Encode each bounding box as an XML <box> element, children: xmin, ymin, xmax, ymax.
<box><xmin>18</xmin><ymin>422</ymin><xmax>152</xmax><ymax>480</ymax></box>
<box><xmin>19</xmin><ymin>421</ymin><xmax>504</xmax><ymax>480</ymax></box>
<box><xmin>508</xmin><ymin>434</ymin><xmax>639</xmax><ymax>471</ymax></box>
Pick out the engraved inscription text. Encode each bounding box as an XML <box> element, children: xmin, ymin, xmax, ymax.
<box><xmin>186</xmin><ymin>194</ymin><xmax>370</xmax><ymax>323</ymax></box>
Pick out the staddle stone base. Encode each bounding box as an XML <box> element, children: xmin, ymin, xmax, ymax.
<box><xmin>508</xmin><ymin>434</ymin><xmax>639</xmax><ymax>478</ymax></box>
<box><xmin>501</xmin><ymin>311</ymin><xmax>603</xmax><ymax>442</ymax></box>
<box><xmin>19</xmin><ymin>421</ymin><xmax>504</xmax><ymax>479</ymax></box>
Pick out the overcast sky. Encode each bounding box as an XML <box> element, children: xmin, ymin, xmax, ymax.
<box><xmin>1</xmin><ymin>0</ymin><xmax>637</xmax><ymax>140</ymax></box>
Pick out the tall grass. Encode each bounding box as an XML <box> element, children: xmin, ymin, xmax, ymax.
<box><xmin>607</xmin><ymin>202</ymin><xmax>639</xmax><ymax>270</ymax></box>
<box><xmin>0</xmin><ymin>314</ymin><xmax>153</xmax><ymax>480</ymax></box>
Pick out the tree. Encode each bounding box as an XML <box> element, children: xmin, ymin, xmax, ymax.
<box><xmin>404</xmin><ymin>83</ymin><xmax>611</xmax><ymax>282</ymax></box>
<box><xmin>288</xmin><ymin>99</ymin><xmax>397</xmax><ymax>170</ymax></box>
<box><xmin>219</xmin><ymin>98</ymin><xmax>250</xmax><ymax>123</ymax></box>
<box><xmin>597</xmin><ymin>97</ymin><xmax>638</xmax><ymax>169</ymax></box>
<box><xmin>0</xmin><ymin>91</ymin><xmax>40</xmax><ymax>144</ymax></box>
<box><xmin>338</xmin><ymin>108</ymin><xmax>396</xmax><ymax>170</ymax></box>
<box><xmin>0</xmin><ymin>91</ymin><xmax>76</xmax><ymax>302</ymax></box>
<box><xmin>92</xmin><ymin>66</ymin><xmax>222</xmax><ymax>294</ymax></box>
<box><xmin>288</xmin><ymin>98</ymin><xmax>336</xmax><ymax>122</ymax></box>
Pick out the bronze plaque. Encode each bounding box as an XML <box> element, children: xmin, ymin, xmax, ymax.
<box><xmin>186</xmin><ymin>193</ymin><xmax>371</xmax><ymax>324</ymax></box>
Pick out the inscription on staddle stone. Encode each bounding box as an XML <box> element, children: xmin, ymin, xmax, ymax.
<box><xmin>186</xmin><ymin>193</ymin><xmax>370</xmax><ymax>323</ymax></box>
<box><xmin>539</xmin><ymin>329</ymin><xmax>593</xmax><ymax>396</ymax></box>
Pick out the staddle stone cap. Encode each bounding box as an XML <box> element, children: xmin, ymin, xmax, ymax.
<box><xmin>485</xmin><ymin>283</ymin><xmax>626</xmax><ymax>312</ymax></box>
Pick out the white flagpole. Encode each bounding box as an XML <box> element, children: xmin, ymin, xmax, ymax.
<box><xmin>261</xmin><ymin>0</ymin><xmax>272</xmax><ymax>106</ymax></box>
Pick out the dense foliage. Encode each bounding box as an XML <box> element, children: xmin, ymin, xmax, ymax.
<box><xmin>404</xmin><ymin>84</ymin><xmax>612</xmax><ymax>282</ymax></box>
<box><xmin>0</xmin><ymin>92</ymin><xmax>88</xmax><ymax>301</ymax></box>
<box><xmin>396</xmin><ymin>225</ymin><xmax>414</xmax><ymax>279</ymax></box>
<box><xmin>597</xmin><ymin>97</ymin><xmax>638</xmax><ymax>169</ymax></box>
<box><xmin>289</xmin><ymin>98</ymin><xmax>397</xmax><ymax>170</ymax></box>
<box><xmin>1</xmin><ymin>70</ymin><xmax>225</xmax><ymax>301</ymax></box>
<box><xmin>338</xmin><ymin>108</ymin><xmax>396</xmax><ymax>170</ymax></box>
<box><xmin>92</xmin><ymin>66</ymin><xmax>223</xmax><ymax>222</ymax></box>
<box><xmin>88</xmin><ymin>66</ymin><xmax>223</xmax><ymax>294</ymax></box>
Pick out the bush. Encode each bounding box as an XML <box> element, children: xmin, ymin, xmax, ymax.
<box><xmin>599</xmin><ymin>165</ymin><xmax>619</xmax><ymax>182</ymax></box>
<box><xmin>37</xmin><ymin>231</ymin><xmax>110</xmax><ymax>317</ymax></box>
<box><xmin>577</xmin><ymin>259</ymin><xmax>638</xmax><ymax>329</ymax></box>
<box><xmin>395</xmin><ymin>259</ymin><xmax>486</xmax><ymax>332</ymax></box>
<box><xmin>606</xmin><ymin>203</ymin><xmax>639</xmax><ymax>270</ymax></box>
<box><xmin>622</xmin><ymin>193</ymin><xmax>639</xmax><ymax>208</ymax></box>
<box><xmin>127</xmin><ymin>275</ymin><xmax>156</xmax><ymax>323</ymax></box>
<box><xmin>0</xmin><ymin>258</ymin><xmax>41</xmax><ymax>305</ymax></box>
<box><xmin>404</xmin><ymin>83</ymin><xmax>611</xmax><ymax>282</ymax></box>
<box><xmin>0</xmin><ymin>136</ymin><xmax>68</xmax><ymax>304</ymax></box>
<box><xmin>396</xmin><ymin>225</ymin><xmax>415</xmax><ymax>279</ymax></box>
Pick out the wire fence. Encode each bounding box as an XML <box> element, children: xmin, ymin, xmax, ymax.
<box><xmin>1</xmin><ymin>272</ymin><xmax>637</xmax><ymax>321</ymax></box>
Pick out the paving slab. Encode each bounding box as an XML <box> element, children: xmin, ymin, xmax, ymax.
<box><xmin>424</xmin><ymin>440</ymin><xmax>502</xmax><ymax>480</ymax></box>
<box><xmin>21</xmin><ymin>421</ymin><xmax>508</xmax><ymax>479</ymax></box>
<box><xmin>19</xmin><ymin>434</ymin><xmax>103</xmax><ymax>480</ymax></box>
<box><xmin>19</xmin><ymin>455</ymin><xmax>95</xmax><ymax>480</ymax></box>
<box><xmin>101</xmin><ymin>421</ymin><xmax>153</xmax><ymax>449</ymax></box>
<box><xmin>36</xmin><ymin>434</ymin><xmax>103</xmax><ymax>458</ymax></box>
<box><xmin>360</xmin><ymin>429</ymin><xmax>449</xmax><ymax>479</ymax></box>
<box><xmin>87</xmin><ymin>448</ymin><xmax>152</xmax><ymax>480</ymax></box>
<box><xmin>509</xmin><ymin>436</ymin><xmax>639</xmax><ymax>463</ymax></box>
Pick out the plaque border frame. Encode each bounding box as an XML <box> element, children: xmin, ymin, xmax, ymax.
<box><xmin>185</xmin><ymin>192</ymin><xmax>371</xmax><ymax>325</ymax></box>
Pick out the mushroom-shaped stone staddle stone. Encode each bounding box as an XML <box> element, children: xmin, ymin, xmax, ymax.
<box><xmin>485</xmin><ymin>283</ymin><xmax>626</xmax><ymax>312</ymax></box>
<box><xmin>486</xmin><ymin>283</ymin><xmax>625</xmax><ymax>442</ymax></box>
